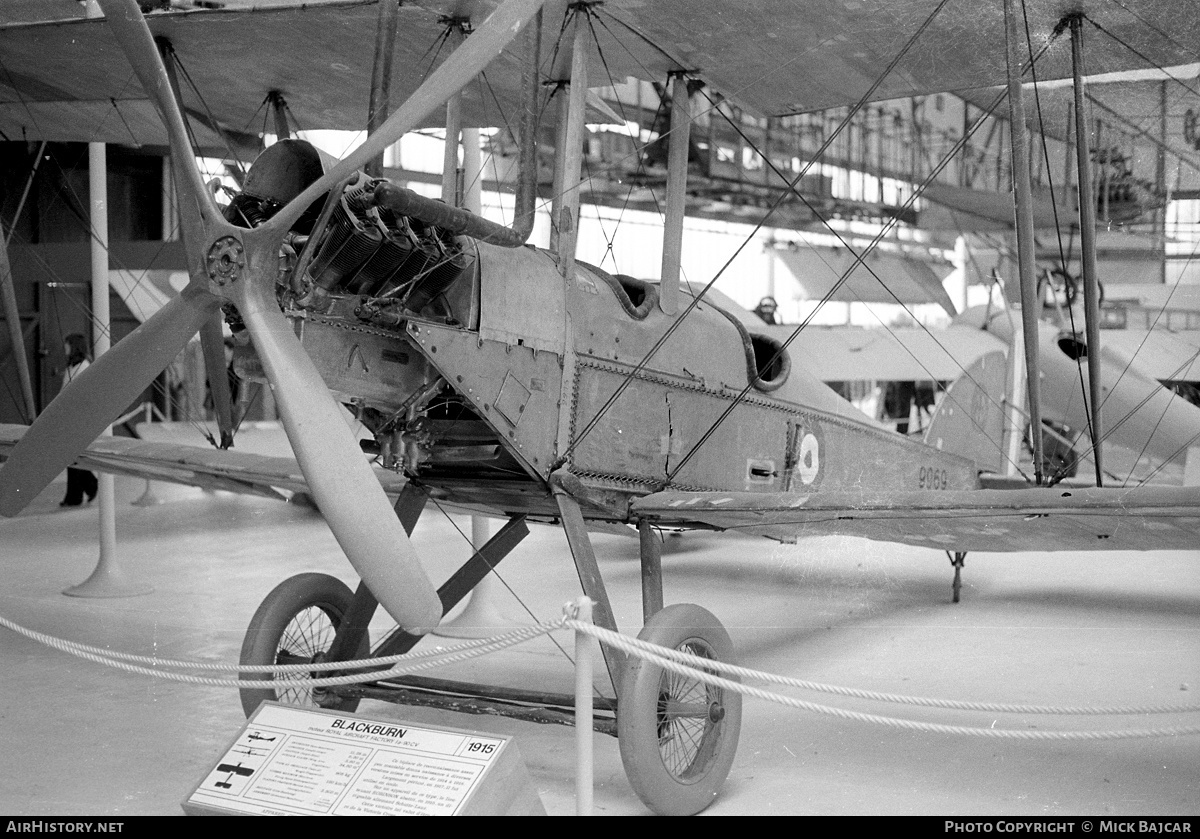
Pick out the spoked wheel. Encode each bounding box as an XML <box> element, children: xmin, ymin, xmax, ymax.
<box><xmin>239</xmin><ymin>573</ymin><xmax>367</xmax><ymax>717</ymax></box>
<box><xmin>618</xmin><ymin>603</ymin><xmax>742</xmax><ymax>816</ymax></box>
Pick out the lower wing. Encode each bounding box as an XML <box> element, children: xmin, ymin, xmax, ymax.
<box><xmin>0</xmin><ymin>423</ymin><xmax>408</xmax><ymax>503</ymax></box>
<box><xmin>631</xmin><ymin>485</ymin><xmax>1200</xmax><ymax>552</ymax></box>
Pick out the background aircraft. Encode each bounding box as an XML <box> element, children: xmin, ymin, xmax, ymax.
<box><xmin>3</xmin><ymin>0</ymin><xmax>1200</xmax><ymax>816</ymax></box>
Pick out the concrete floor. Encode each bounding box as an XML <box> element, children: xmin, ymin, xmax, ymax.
<box><xmin>1</xmin><ymin>473</ymin><xmax>1198</xmax><ymax>816</ymax></box>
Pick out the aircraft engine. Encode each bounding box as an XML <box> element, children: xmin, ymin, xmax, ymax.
<box><xmin>223</xmin><ymin>141</ymin><xmax>472</xmax><ymax>324</ymax></box>
<box><xmin>300</xmin><ymin>174</ymin><xmax>469</xmax><ymax>315</ymax></box>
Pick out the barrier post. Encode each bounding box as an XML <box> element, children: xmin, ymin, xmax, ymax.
<box><xmin>572</xmin><ymin>597</ymin><xmax>595</xmax><ymax>816</ymax></box>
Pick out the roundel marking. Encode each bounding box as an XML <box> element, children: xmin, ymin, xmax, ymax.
<box><xmin>797</xmin><ymin>432</ymin><xmax>820</xmax><ymax>485</ymax></box>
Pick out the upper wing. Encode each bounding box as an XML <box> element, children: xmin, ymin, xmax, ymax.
<box><xmin>602</xmin><ymin>0</ymin><xmax>1200</xmax><ymax>116</ymax></box>
<box><xmin>5</xmin><ymin>0</ymin><xmax>1199</xmax><ymax>147</ymax></box>
<box><xmin>631</xmin><ymin>484</ymin><xmax>1200</xmax><ymax>552</ymax></box>
<box><xmin>0</xmin><ymin>422</ymin><xmax>409</xmax><ymax>502</ymax></box>
<box><xmin>0</xmin><ymin>1</ymin><xmax>537</xmax><ymax>146</ymax></box>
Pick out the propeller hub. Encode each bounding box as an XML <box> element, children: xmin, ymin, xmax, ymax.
<box><xmin>207</xmin><ymin>236</ymin><xmax>246</xmax><ymax>286</ymax></box>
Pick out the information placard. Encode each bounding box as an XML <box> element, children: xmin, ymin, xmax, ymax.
<box><xmin>183</xmin><ymin>702</ymin><xmax>544</xmax><ymax>816</ymax></box>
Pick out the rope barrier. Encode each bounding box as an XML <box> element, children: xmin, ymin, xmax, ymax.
<box><xmin>565</xmin><ymin>619</ymin><xmax>1200</xmax><ymax>741</ymax></box>
<box><xmin>2</xmin><ymin>604</ymin><xmax>1197</xmax><ymax>741</ymax></box>
<box><xmin>564</xmin><ymin>620</ymin><xmax>1200</xmax><ymax>717</ymax></box>
<box><xmin>0</xmin><ymin>610</ymin><xmax>568</xmax><ymax>688</ymax></box>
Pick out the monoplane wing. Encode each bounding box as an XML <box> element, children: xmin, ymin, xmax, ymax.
<box><xmin>0</xmin><ymin>423</ymin><xmax>409</xmax><ymax>502</ymax></box>
<box><xmin>631</xmin><ymin>484</ymin><xmax>1200</xmax><ymax>552</ymax></box>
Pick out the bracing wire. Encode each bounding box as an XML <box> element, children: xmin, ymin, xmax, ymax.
<box><xmin>561</xmin><ymin>0</ymin><xmax>964</xmax><ymax>465</ymax></box>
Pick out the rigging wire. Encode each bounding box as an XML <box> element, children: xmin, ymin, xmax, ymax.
<box><xmin>562</xmin><ymin>0</ymin><xmax>964</xmax><ymax>465</ymax></box>
<box><xmin>165</xmin><ymin>42</ymin><xmax>247</xmax><ymax>179</ymax></box>
<box><xmin>694</xmin><ymin>88</ymin><xmax>1030</xmax><ymax>478</ymax></box>
<box><xmin>664</xmin><ymin>44</ymin><xmax>1071</xmax><ymax>485</ymax></box>
<box><xmin>577</xmin><ymin>11</ymin><xmax>670</xmax><ymax>274</ymax></box>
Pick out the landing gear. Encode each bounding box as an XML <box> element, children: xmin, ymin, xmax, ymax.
<box><xmin>238</xmin><ymin>572</ymin><xmax>368</xmax><ymax>716</ymax></box>
<box><xmin>947</xmin><ymin>551</ymin><xmax>967</xmax><ymax>603</ymax></box>
<box><xmin>618</xmin><ymin>604</ymin><xmax>742</xmax><ymax>816</ymax></box>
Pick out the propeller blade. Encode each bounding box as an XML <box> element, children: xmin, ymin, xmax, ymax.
<box><xmin>0</xmin><ymin>289</ymin><xmax>219</xmax><ymax>516</ymax></box>
<box><xmin>200</xmin><ymin>315</ymin><xmax>235</xmax><ymax>449</ymax></box>
<box><xmin>98</xmin><ymin>0</ymin><xmax>224</xmax><ymax>248</ymax></box>
<box><xmin>231</xmin><ymin>246</ymin><xmax>442</xmax><ymax>632</ymax></box>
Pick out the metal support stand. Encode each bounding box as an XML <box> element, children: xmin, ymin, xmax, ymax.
<box><xmin>573</xmin><ymin>597</ymin><xmax>595</xmax><ymax>817</ymax></box>
<box><xmin>66</xmin><ymin>62</ymin><xmax>151</xmax><ymax>600</ymax></box>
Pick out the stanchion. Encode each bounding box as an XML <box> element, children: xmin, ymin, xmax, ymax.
<box><xmin>572</xmin><ymin>597</ymin><xmax>595</xmax><ymax>816</ymax></box>
<box><xmin>63</xmin><ymin>473</ymin><xmax>153</xmax><ymax>598</ymax></box>
<box><xmin>131</xmin><ymin>477</ymin><xmax>162</xmax><ymax>507</ymax></box>
<box><xmin>65</xmin><ymin>115</ymin><xmax>152</xmax><ymax>599</ymax></box>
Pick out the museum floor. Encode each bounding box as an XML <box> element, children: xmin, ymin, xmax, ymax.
<box><xmin>1</xmin><ymin>473</ymin><xmax>1197</xmax><ymax>817</ymax></box>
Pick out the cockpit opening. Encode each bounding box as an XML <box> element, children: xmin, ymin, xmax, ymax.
<box><xmin>749</xmin><ymin>332</ymin><xmax>790</xmax><ymax>390</ymax></box>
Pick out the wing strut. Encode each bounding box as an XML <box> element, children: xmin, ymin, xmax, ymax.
<box><xmin>1068</xmin><ymin>15</ymin><xmax>1105</xmax><ymax>486</ymax></box>
<box><xmin>551</xmin><ymin>4</ymin><xmax>591</xmax><ymax>278</ymax></box>
<box><xmin>364</xmin><ymin>0</ymin><xmax>400</xmax><ymax>178</ymax></box>
<box><xmin>1004</xmin><ymin>0</ymin><xmax>1044</xmax><ymax>485</ymax></box>
<box><xmin>658</xmin><ymin>72</ymin><xmax>691</xmax><ymax>316</ymax></box>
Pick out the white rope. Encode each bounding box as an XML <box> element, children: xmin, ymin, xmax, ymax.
<box><xmin>0</xmin><ymin>611</ymin><xmax>563</xmax><ymax>673</ymax></box>
<box><xmin>4</xmin><ymin>608</ymin><xmax>1197</xmax><ymax>740</ymax></box>
<box><xmin>567</xmin><ymin>620</ymin><xmax>1200</xmax><ymax>741</ymax></box>
<box><xmin>0</xmin><ymin>611</ymin><xmax>568</xmax><ymax>688</ymax></box>
<box><xmin>565</xmin><ymin>620</ymin><xmax>1200</xmax><ymax>716</ymax></box>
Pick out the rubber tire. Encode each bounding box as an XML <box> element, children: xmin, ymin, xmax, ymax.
<box><xmin>617</xmin><ymin>603</ymin><xmax>742</xmax><ymax>816</ymax></box>
<box><xmin>239</xmin><ymin>573</ymin><xmax>367</xmax><ymax>717</ymax></box>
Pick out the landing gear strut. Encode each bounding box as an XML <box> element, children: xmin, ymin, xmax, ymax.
<box><xmin>947</xmin><ymin>550</ymin><xmax>967</xmax><ymax>603</ymax></box>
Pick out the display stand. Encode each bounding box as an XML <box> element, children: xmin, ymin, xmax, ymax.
<box><xmin>183</xmin><ymin>702</ymin><xmax>545</xmax><ymax>816</ymax></box>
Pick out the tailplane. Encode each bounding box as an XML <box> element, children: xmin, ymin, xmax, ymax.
<box><xmin>923</xmin><ymin>350</ymin><xmax>1008</xmax><ymax>474</ymax></box>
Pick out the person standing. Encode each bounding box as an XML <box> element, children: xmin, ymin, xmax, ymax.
<box><xmin>59</xmin><ymin>333</ymin><xmax>98</xmax><ymax>507</ymax></box>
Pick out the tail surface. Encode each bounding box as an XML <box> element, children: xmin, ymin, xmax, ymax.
<box><xmin>923</xmin><ymin>350</ymin><xmax>1008</xmax><ymax>474</ymax></box>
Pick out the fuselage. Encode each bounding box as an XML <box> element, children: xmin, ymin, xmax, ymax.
<box><xmin>260</xmin><ymin>233</ymin><xmax>980</xmax><ymax>523</ymax></box>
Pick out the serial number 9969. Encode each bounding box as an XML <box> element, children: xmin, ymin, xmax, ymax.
<box><xmin>918</xmin><ymin>466</ymin><xmax>948</xmax><ymax>489</ymax></box>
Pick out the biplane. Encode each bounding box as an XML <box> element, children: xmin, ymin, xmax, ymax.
<box><xmin>3</xmin><ymin>0</ymin><xmax>1200</xmax><ymax>816</ymax></box>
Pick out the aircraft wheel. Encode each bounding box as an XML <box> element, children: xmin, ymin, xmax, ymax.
<box><xmin>239</xmin><ymin>573</ymin><xmax>367</xmax><ymax>717</ymax></box>
<box><xmin>617</xmin><ymin>603</ymin><xmax>742</xmax><ymax>816</ymax></box>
